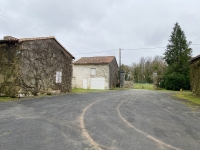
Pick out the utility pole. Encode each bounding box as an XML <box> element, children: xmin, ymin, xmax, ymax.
<box><xmin>119</xmin><ymin>48</ymin><xmax>121</xmax><ymax>71</ymax></box>
<box><xmin>119</xmin><ymin>48</ymin><xmax>125</xmax><ymax>88</ymax></box>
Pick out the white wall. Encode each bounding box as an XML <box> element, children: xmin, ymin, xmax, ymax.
<box><xmin>72</xmin><ymin>64</ymin><xmax>109</xmax><ymax>89</ymax></box>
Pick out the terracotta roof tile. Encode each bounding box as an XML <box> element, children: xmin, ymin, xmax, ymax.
<box><xmin>73</xmin><ymin>56</ymin><xmax>115</xmax><ymax>64</ymax></box>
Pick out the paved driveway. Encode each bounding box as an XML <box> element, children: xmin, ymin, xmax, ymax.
<box><xmin>0</xmin><ymin>90</ymin><xmax>200</xmax><ymax>150</ymax></box>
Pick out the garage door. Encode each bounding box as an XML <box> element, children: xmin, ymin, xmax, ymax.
<box><xmin>82</xmin><ymin>79</ymin><xmax>88</xmax><ymax>89</ymax></box>
<box><xmin>91</xmin><ymin>78</ymin><xmax>105</xmax><ymax>89</ymax></box>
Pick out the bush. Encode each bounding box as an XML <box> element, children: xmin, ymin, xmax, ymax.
<box><xmin>0</xmin><ymin>82</ymin><xmax>18</xmax><ymax>98</ymax></box>
<box><xmin>164</xmin><ymin>73</ymin><xmax>190</xmax><ymax>91</ymax></box>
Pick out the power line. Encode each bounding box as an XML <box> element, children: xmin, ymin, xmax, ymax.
<box><xmin>73</xmin><ymin>44</ymin><xmax>200</xmax><ymax>55</ymax></box>
<box><xmin>0</xmin><ymin>13</ymin><xmax>121</xmax><ymax>54</ymax></box>
<box><xmin>72</xmin><ymin>47</ymin><xmax>165</xmax><ymax>55</ymax></box>
<box><xmin>73</xmin><ymin>47</ymin><xmax>166</xmax><ymax>55</ymax></box>
<box><xmin>73</xmin><ymin>47</ymin><xmax>165</xmax><ymax>55</ymax></box>
<box><xmin>191</xmin><ymin>44</ymin><xmax>200</xmax><ymax>45</ymax></box>
<box><xmin>121</xmin><ymin>47</ymin><xmax>166</xmax><ymax>51</ymax></box>
<box><xmin>0</xmin><ymin>14</ymin><xmax>92</xmax><ymax>51</ymax></box>
<box><xmin>73</xmin><ymin>49</ymin><xmax>118</xmax><ymax>55</ymax></box>
<box><xmin>1</xmin><ymin>14</ymin><xmax>200</xmax><ymax>56</ymax></box>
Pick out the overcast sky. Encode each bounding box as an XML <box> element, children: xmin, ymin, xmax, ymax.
<box><xmin>1</xmin><ymin>0</ymin><xmax>199</xmax><ymax>65</ymax></box>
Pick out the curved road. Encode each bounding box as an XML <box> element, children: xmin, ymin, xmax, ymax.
<box><xmin>0</xmin><ymin>90</ymin><xmax>200</xmax><ymax>150</ymax></box>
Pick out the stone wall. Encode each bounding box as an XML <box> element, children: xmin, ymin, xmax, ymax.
<box><xmin>124</xmin><ymin>81</ymin><xmax>134</xmax><ymax>88</ymax></box>
<box><xmin>109</xmin><ymin>58</ymin><xmax>118</xmax><ymax>89</ymax></box>
<box><xmin>73</xmin><ymin>64</ymin><xmax>109</xmax><ymax>89</ymax></box>
<box><xmin>0</xmin><ymin>43</ymin><xmax>21</xmax><ymax>97</ymax></box>
<box><xmin>20</xmin><ymin>39</ymin><xmax>73</xmax><ymax>95</ymax></box>
<box><xmin>0</xmin><ymin>38</ymin><xmax>73</xmax><ymax>97</ymax></box>
<box><xmin>190</xmin><ymin>58</ymin><xmax>200</xmax><ymax>96</ymax></box>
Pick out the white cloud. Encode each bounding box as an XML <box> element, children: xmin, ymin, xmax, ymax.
<box><xmin>0</xmin><ymin>0</ymin><xmax>199</xmax><ymax>65</ymax></box>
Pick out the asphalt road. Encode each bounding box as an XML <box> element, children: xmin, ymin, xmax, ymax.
<box><xmin>0</xmin><ymin>90</ymin><xmax>200</xmax><ymax>150</ymax></box>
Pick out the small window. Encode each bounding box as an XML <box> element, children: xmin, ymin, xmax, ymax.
<box><xmin>91</xmin><ymin>68</ymin><xmax>96</xmax><ymax>76</ymax></box>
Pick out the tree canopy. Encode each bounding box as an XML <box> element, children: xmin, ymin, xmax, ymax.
<box><xmin>163</xmin><ymin>22</ymin><xmax>192</xmax><ymax>90</ymax></box>
<box><xmin>131</xmin><ymin>56</ymin><xmax>167</xmax><ymax>83</ymax></box>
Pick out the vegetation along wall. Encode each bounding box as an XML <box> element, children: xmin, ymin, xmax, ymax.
<box><xmin>190</xmin><ymin>58</ymin><xmax>200</xmax><ymax>96</ymax></box>
<box><xmin>0</xmin><ymin>38</ymin><xmax>73</xmax><ymax>97</ymax></box>
<box><xmin>0</xmin><ymin>43</ymin><xmax>21</xmax><ymax>97</ymax></box>
<box><xmin>20</xmin><ymin>39</ymin><xmax>73</xmax><ymax>96</ymax></box>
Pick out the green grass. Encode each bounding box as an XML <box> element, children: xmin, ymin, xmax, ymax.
<box><xmin>0</xmin><ymin>89</ymin><xmax>106</xmax><ymax>102</ymax></box>
<box><xmin>133</xmin><ymin>83</ymin><xmax>200</xmax><ymax>106</ymax></box>
<box><xmin>0</xmin><ymin>97</ymin><xmax>18</xmax><ymax>102</ymax></box>
<box><xmin>133</xmin><ymin>83</ymin><xmax>154</xmax><ymax>90</ymax></box>
<box><xmin>72</xmin><ymin>88</ymin><xmax>107</xmax><ymax>93</ymax></box>
<box><xmin>174</xmin><ymin>92</ymin><xmax>200</xmax><ymax>105</ymax></box>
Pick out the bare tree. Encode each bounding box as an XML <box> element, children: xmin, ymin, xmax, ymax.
<box><xmin>20</xmin><ymin>39</ymin><xmax>72</xmax><ymax>95</ymax></box>
<box><xmin>131</xmin><ymin>56</ymin><xmax>167</xmax><ymax>83</ymax></box>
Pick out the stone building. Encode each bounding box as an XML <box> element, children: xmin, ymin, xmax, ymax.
<box><xmin>73</xmin><ymin>56</ymin><xmax>118</xmax><ymax>89</ymax></box>
<box><xmin>0</xmin><ymin>36</ymin><xmax>75</xmax><ymax>97</ymax></box>
<box><xmin>189</xmin><ymin>54</ymin><xmax>200</xmax><ymax>96</ymax></box>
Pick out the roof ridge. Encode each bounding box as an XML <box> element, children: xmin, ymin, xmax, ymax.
<box><xmin>189</xmin><ymin>54</ymin><xmax>200</xmax><ymax>62</ymax></box>
<box><xmin>73</xmin><ymin>56</ymin><xmax>116</xmax><ymax>64</ymax></box>
<box><xmin>80</xmin><ymin>56</ymin><xmax>115</xmax><ymax>58</ymax></box>
<box><xmin>18</xmin><ymin>36</ymin><xmax>55</xmax><ymax>42</ymax></box>
<box><xmin>1</xmin><ymin>35</ymin><xmax>75</xmax><ymax>59</ymax></box>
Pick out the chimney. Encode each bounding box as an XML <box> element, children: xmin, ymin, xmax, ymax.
<box><xmin>3</xmin><ymin>36</ymin><xmax>18</xmax><ymax>41</ymax></box>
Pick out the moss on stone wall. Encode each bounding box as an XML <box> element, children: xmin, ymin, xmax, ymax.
<box><xmin>0</xmin><ymin>39</ymin><xmax>73</xmax><ymax>97</ymax></box>
<box><xmin>109</xmin><ymin>58</ymin><xmax>118</xmax><ymax>88</ymax></box>
<box><xmin>20</xmin><ymin>39</ymin><xmax>73</xmax><ymax>95</ymax></box>
<box><xmin>190</xmin><ymin>59</ymin><xmax>200</xmax><ymax>96</ymax></box>
<box><xmin>0</xmin><ymin>43</ymin><xmax>21</xmax><ymax>97</ymax></box>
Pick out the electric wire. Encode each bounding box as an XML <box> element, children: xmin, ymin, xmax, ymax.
<box><xmin>0</xmin><ymin>14</ymin><xmax>199</xmax><ymax>56</ymax></box>
<box><xmin>0</xmin><ymin>14</ymin><xmax>92</xmax><ymax>51</ymax></box>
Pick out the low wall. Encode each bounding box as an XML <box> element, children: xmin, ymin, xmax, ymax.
<box><xmin>124</xmin><ymin>81</ymin><xmax>134</xmax><ymax>88</ymax></box>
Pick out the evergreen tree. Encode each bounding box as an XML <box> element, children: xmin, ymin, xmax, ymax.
<box><xmin>163</xmin><ymin>22</ymin><xmax>192</xmax><ymax>90</ymax></box>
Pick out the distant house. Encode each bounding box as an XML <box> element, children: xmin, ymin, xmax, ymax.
<box><xmin>189</xmin><ymin>54</ymin><xmax>200</xmax><ymax>96</ymax></box>
<box><xmin>73</xmin><ymin>56</ymin><xmax>118</xmax><ymax>89</ymax></box>
<box><xmin>0</xmin><ymin>36</ymin><xmax>75</xmax><ymax>97</ymax></box>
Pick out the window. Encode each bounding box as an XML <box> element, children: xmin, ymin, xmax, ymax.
<box><xmin>56</xmin><ymin>71</ymin><xmax>62</xmax><ymax>83</ymax></box>
<box><xmin>91</xmin><ymin>68</ymin><xmax>96</xmax><ymax>76</ymax></box>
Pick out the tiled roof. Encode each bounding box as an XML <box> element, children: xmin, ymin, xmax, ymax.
<box><xmin>0</xmin><ymin>36</ymin><xmax>75</xmax><ymax>59</ymax></box>
<box><xmin>0</xmin><ymin>36</ymin><xmax>18</xmax><ymax>44</ymax></box>
<box><xmin>18</xmin><ymin>36</ymin><xmax>55</xmax><ymax>42</ymax></box>
<box><xmin>73</xmin><ymin>56</ymin><xmax>115</xmax><ymax>64</ymax></box>
<box><xmin>189</xmin><ymin>54</ymin><xmax>200</xmax><ymax>63</ymax></box>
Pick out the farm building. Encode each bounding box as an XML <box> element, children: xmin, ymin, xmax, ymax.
<box><xmin>73</xmin><ymin>56</ymin><xmax>118</xmax><ymax>89</ymax></box>
<box><xmin>189</xmin><ymin>54</ymin><xmax>200</xmax><ymax>96</ymax></box>
<box><xmin>0</xmin><ymin>36</ymin><xmax>75</xmax><ymax>97</ymax></box>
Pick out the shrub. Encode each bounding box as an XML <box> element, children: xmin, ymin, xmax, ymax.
<box><xmin>164</xmin><ymin>73</ymin><xmax>190</xmax><ymax>91</ymax></box>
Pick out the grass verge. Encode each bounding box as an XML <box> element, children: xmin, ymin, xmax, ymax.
<box><xmin>174</xmin><ymin>92</ymin><xmax>200</xmax><ymax>105</ymax></box>
<box><xmin>72</xmin><ymin>88</ymin><xmax>107</xmax><ymax>93</ymax></box>
<box><xmin>134</xmin><ymin>83</ymin><xmax>154</xmax><ymax>90</ymax></box>
<box><xmin>0</xmin><ymin>97</ymin><xmax>18</xmax><ymax>102</ymax></box>
<box><xmin>0</xmin><ymin>94</ymin><xmax>52</xmax><ymax>102</ymax></box>
<box><xmin>0</xmin><ymin>89</ymin><xmax>105</xmax><ymax>102</ymax></box>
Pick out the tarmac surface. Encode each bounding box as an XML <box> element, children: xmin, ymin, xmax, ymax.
<box><xmin>0</xmin><ymin>89</ymin><xmax>200</xmax><ymax>150</ymax></box>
